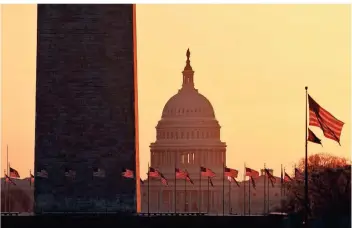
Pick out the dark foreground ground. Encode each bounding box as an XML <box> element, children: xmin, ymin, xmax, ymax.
<box><xmin>1</xmin><ymin>213</ymin><xmax>350</xmax><ymax>228</ymax></box>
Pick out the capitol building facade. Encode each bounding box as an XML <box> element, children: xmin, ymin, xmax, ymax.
<box><xmin>141</xmin><ymin>49</ymin><xmax>284</xmax><ymax>215</ymax></box>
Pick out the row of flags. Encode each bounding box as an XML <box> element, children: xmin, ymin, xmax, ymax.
<box><xmin>3</xmin><ymin>167</ymin><xmax>142</xmax><ymax>185</ymax></box>
<box><xmin>3</xmin><ymin>165</ymin><xmax>303</xmax><ymax>188</ymax></box>
<box><xmin>144</xmin><ymin>166</ymin><xmax>302</xmax><ymax>189</ymax></box>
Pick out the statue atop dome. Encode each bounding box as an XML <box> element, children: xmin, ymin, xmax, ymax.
<box><xmin>182</xmin><ymin>48</ymin><xmax>195</xmax><ymax>89</ymax></box>
<box><xmin>184</xmin><ymin>48</ymin><xmax>193</xmax><ymax>71</ymax></box>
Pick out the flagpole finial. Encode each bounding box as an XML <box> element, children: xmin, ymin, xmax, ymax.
<box><xmin>305</xmin><ymin>86</ymin><xmax>308</xmax><ymax>90</ymax></box>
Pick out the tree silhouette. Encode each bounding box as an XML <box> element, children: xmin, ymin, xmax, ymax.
<box><xmin>283</xmin><ymin>154</ymin><xmax>351</xmax><ymax>219</ymax></box>
<box><xmin>297</xmin><ymin>153</ymin><xmax>349</xmax><ymax>172</ymax></box>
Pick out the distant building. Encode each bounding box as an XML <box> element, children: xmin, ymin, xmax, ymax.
<box><xmin>34</xmin><ymin>5</ymin><xmax>138</xmax><ymax>213</ymax></box>
<box><xmin>141</xmin><ymin>50</ymin><xmax>284</xmax><ymax>214</ymax></box>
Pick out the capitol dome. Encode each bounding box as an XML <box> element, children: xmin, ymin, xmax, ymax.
<box><xmin>162</xmin><ymin>90</ymin><xmax>215</xmax><ymax>119</ymax></box>
<box><xmin>143</xmin><ymin>49</ymin><xmax>227</xmax><ymax>214</ymax></box>
<box><xmin>153</xmin><ymin>49</ymin><xmax>224</xmax><ymax>143</ymax></box>
<box><xmin>161</xmin><ymin>49</ymin><xmax>216</xmax><ymax>120</ymax></box>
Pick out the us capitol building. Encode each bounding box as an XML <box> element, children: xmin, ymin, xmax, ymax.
<box><xmin>141</xmin><ymin>49</ymin><xmax>283</xmax><ymax>214</ymax></box>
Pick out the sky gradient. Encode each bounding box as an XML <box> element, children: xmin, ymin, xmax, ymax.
<box><xmin>1</xmin><ymin>4</ymin><xmax>351</xmax><ymax>180</ymax></box>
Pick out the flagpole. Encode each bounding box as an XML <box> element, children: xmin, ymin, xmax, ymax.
<box><xmin>158</xmin><ymin>177</ymin><xmax>161</xmax><ymax>213</ymax></box>
<box><xmin>207</xmin><ymin>176</ymin><xmax>210</xmax><ymax>214</ymax></box>
<box><xmin>280</xmin><ymin>165</ymin><xmax>283</xmax><ymax>208</ymax></box>
<box><xmin>267</xmin><ymin>172</ymin><xmax>270</xmax><ymax>214</ymax></box>
<box><xmin>283</xmin><ymin>167</ymin><xmax>286</xmax><ymax>196</ymax></box>
<box><xmin>222</xmin><ymin>162</ymin><xmax>225</xmax><ymax>216</ymax></box>
<box><xmin>147</xmin><ymin>163</ymin><xmax>150</xmax><ymax>216</ymax></box>
<box><xmin>248</xmin><ymin>176</ymin><xmax>251</xmax><ymax>215</ymax></box>
<box><xmin>184</xmin><ymin>170</ymin><xmax>187</xmax><ymax>212</ymax></box>
<box><xmin>263</xmin><ymin>163</ymin><xmax>266</xmax><ymax>215</ymax></box>
<box><xmin>199</xmin><ymin>166</ymin><xmax>201</xmax><ymax>214</ymax></box>
<box><xmin>304</xmin><ymin>86</ymin><xmax>309</xmax><ymax>225</ymax></box>
<box><xmin>8</xmin><ymin>162</ymin><xmax>11</xmax><ymax>212</ymax></box>
<box><xmin>228</xmin><ymin>178</ymin><xmax>231</xmax><ymax>214</ymax></box>
<box><xmin>243</xmin><ymin>163</ymin><xmax>246</xmax><ymax>215</ymax></box>
<box><xmin>174</xmin><ymin>155</ymin><xmax>177</xmax><ymax>214</ymax></box>
<box><xmin>7</xmin><ymin>145</ymin><xmax>9</xmax><ymax>212</ymax></box>
<box><xmin>4</xmin><ymin>170</ymin><xmax>7</xmax><ymax>212</ymax></box>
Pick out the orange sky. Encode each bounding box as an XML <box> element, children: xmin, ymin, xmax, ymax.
<box><xmin>1</xmin><ymin>4</ymin><xmax>351</xmax><ymax>180</ymax></box>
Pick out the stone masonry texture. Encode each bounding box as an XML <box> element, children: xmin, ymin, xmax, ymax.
<box><xmin>34</xmin><ymin>4</ymin><xmax>136</xmax><ymax>213</ymax></box>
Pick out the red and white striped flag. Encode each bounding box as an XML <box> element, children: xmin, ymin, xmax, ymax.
<box><xmin>176</xmin><ymin>168</ymin><xmax>194</xmax><ymax>184</ymax></box>
<box><xmin>9</xmin><ymin>167</ymin><xmax>20</xmax><ymax>178</ymax></box>
<box><xmin>175</xmin><ymin>168</ymin><xmax>187</xmax><ymax>179</ymax></box>
<box><xmin>264</xmin><ymin>168</ymin><xmax>276</xmax><ymax>187</ymax></box>
<box><xmin>284</xmin><ymin>172</ymin><xmax>293</xmax><ymax>182</ymax></box>
<box><xmin>245</xmin><ymin>167</ymin><xmax>259</xmax><ymax>178</ymax></box>
<box><xmin>227</xmin><ymin>176</ymin><xmax>240</xmax><ymax>187</ymax></box>
<box><xmin>121</xmin><ymin>168</ymin><xmax>134</xmax><ymax>179</ymax></box>
<box><xmin>5</xmin><ymin>174</ymin><xmax>16</xmax><ymax>186</ymax></box>
<box><xmin>208</xmin><ymin>177</ymin><xmax>214</xmax><ymax>187</ymax></box>
<box><xmin>308</xmin><ymin>95</ymin><xmax>344</xmax><ymax>144</ymax></box>
<box><xmin>29</xmin><ymin>170</ymin><xmax>34</xmax><ymax>186</ymax></box>
<box><xmin>160</xmin><ymin>172</ymin><xmax>168</xmax><ymax>186</ymax></box>
<box><xmin>200</xmin><ymin>167</ymin><xmax>216</xmax><ymax>178</ymax></box>
<box><xmin>224</xmin><ymin>167</ymin><xmax>238</xmax><ymax>178</ymax></box>
<box><xmin>250</xmin><ymin>176</ymin><xmax>256</xmax><ymax>189</ymax></box>
<box><xmin>148</xmin><ymin>167</ymin><xmax>160</xmax><ymax>178</ymax></box>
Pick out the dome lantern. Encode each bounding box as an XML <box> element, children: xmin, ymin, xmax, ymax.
<box><xmin>182</xmin><ymin>48</ymin><xmax>195</xmax><ymax>90</ymax></box>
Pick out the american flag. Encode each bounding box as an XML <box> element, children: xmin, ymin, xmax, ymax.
<box><xmin>9</xmin><ymin>167</ymin><xmax>20</xmax><ymax>178</ymax></box>
<box><xmin>308</xmin><ymin>94</ymin><xmax>344</xmax><ymax>144</ymax></box>
<box><xmin>29</xmin><ymin>171</ymin><xmax>34</xmax><ymax>185</ymax></box>
<box><xmin>227</xmin><ymin>176</ymin><xmax>240</xmax><ymax>187</ymax></box>
<box><xmin>284</xmin><ymin>172</ymin><xmax>292</xmax><ymax>182</ymax></box>
<box><xmin>148</xmin><ymin>167</ymin><xmax>160</xmax><ymax>178</ymax></box>
<box><xmin>175</xmin><ymin>168</ymin><xmax>187</xmax><ymax>179</ymax></box>
<box><xmin>250</xmin><ymin>176</ymin><xmax>256</xmax><ymax>189</ymax></box>
<box><xmin>200</xmin><ymin>167</ymin><xmax>216</xmax><ymax>178</ymax></box>
<box><xmin>5</xmin><ymin>174</ymin><xmax>16</xmax><ymax>185</ymax></box>
<box><xmin>176</xmin><ymin>168</ymin><xmax>194</xmax><ymax>184</ymax></box>
<box><xmin>208</xmin><ymin>177</ymin><xmax>214</xmax><ymax>187</ymax></box>
<box><xmin>160</xmin><ymin>172</ymin><xmax>168</xmax><ymax>186</ymax></box>
<box><xmin>122</xmin><ymin>168</ymin><xmax>134</xmax><ymax>179</ymax></box>
<box><xmin>93</xmin><ymin>168</ymin><xmax>106</xmax><ymax>178</ymax></box>
<box><xmin>36</xmin><ymin>169</ymin><xmax>48</xmax><ymax>178</ymax></box>
<box><xmin>186</xmin><ymin>174</ymin><xmax>194</xmax><ymax>185</ymax></box>
<box><xmin>264</xmin><ymin>168</ymin><xmax>276</xmax><ymax>187</ymax></box>
<box><xmin>245</xmin><ymin>167</ymin><xmax>259</xmax><ymax>178</ymax></box>
<box><xmin>224</xmin><ymin>167</ymin><xmax>238</xmax><ymax>178</ymax></box>
<box><xmin>65</xmin><ymin>169</ymin><xmax>76</xmax><ymax>178</ymax></box>
<box><xmin>308</xmin><ymin>128</ymin><xmax>322</xmax><ymax>146</ymax></box>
